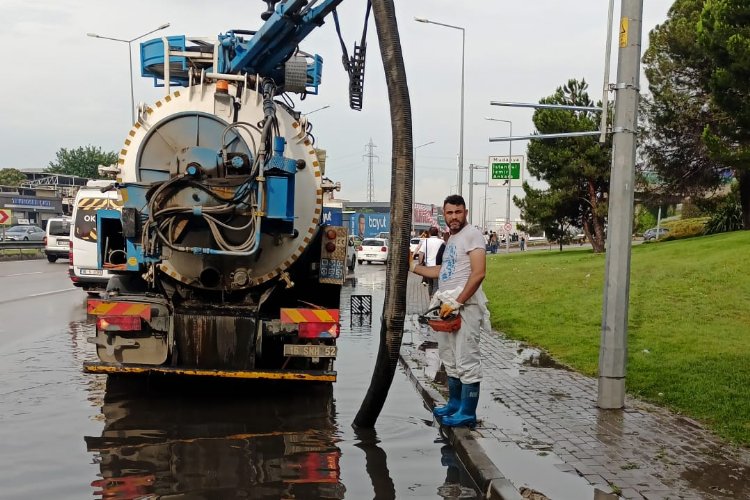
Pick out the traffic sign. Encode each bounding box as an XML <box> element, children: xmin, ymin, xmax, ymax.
<box><xmin>503</xmin><ymin>222</ymin><xmax>512</xmax><ymax>232</ymax></box>
<box><xmin>488</xmin><ymin>155</ymin><xmax>524</xmax><ymax>187</ymax></box>
<box><xmin>0</xmin><ymin>209</ymin><xmax>11</xmax><ymax>225</ymax></box>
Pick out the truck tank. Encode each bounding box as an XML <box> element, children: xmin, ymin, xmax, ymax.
<box><xmin>85</xmin><ymin>1</ymin><xmax>351</xmax><ymax>382</ymax></box>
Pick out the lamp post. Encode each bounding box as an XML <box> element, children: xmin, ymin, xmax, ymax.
<box><xmin>486</xmin><ymin>117</ymin><xmax>513</xmax><ymax>252</ymax></box>
<box><xmin>87</xmin><ymin>23</ymin><xmax>171</xmax><ymax>124</ymax></box>
<box><xmin>415</xmin><ymin>17</ymin><xmax>465</xmax><ymax>196</ymax></box>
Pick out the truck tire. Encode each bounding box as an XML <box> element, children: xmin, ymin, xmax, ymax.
<box><xmin>47</xmin><ymin>255</ymin><xmax>58</xmax><ymax>263</ymax></box>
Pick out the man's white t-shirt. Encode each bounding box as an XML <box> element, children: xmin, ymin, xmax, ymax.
<box><xmin>421</xmin><ymin>236</ymin><xmax>444</xmax><ymax>266</ymax></box>
<box><xmin>439</xmin><ymin>224</ymin><xmax>486</xmax><ymax>292</ymax></box>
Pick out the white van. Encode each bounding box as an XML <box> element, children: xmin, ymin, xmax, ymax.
<box><xmin>69</xmin><ymin>180</ymin><xmax>120</xmax><ymax>292</ymax></box>
<box><xmin>44</xmin><ymin>217</ymin><xmax>72</xmax><ymax>262</ymax></box>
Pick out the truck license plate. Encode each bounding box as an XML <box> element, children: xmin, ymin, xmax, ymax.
<box><xmin>283</xmin><ymin>344</ymin><xmax>337</xmax><ymax>357</ymax></box>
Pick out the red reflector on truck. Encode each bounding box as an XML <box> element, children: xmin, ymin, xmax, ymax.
<box><xmin>299</xmin><ymin>322</ymin><xmax>340</xmax><ymax>339</ymax></box>
<box><xmin>97</xmin><ymin>315</ymin><xmax>141</xmax><ymax>331</ymax></box>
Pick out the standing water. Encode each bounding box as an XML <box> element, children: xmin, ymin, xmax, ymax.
<box><xmin>0</xmin><ymin>263</ymin><xmax>479</xmax><ymax>499</ymax></box>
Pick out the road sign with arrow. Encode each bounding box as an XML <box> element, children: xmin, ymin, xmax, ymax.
<box><xmin>0</xmin><ymin>209</ymin><xmax>12</xmax><ymax>225</ymax></box>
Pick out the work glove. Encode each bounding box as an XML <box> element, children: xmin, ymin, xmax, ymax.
<box><xmin>439</xmin><ymin>298</ymin><xmax>463</xmax><ymax>318</ymax></box>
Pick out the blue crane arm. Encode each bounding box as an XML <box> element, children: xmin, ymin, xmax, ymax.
<box><xmin>140</xmin><ymin>0</ymin><xmax>347</xmax><ymax>93</ymax></box>
<box><xmin>227</xmin><ymin>0</ymin><xmax>345</xmax><ymax>75</ymax></box>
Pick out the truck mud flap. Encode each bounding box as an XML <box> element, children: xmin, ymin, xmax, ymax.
<box><xmin>83</xmin><ymin>362</ymin><xmax>336</xmax><ymax>382</ymax></box>
<box><xmin>174</xmin><ymin>311</ymin><xmax>257</xmax><ymax>370</ymax></box>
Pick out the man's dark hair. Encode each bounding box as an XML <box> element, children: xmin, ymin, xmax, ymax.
<box><xmin>429</xmin><ymin>226</ymin><xmax>439</xmax><ymax>236</ymax></box>
<box><xmin>358</xmin><ymin>213</ymin><xmax>365</xmax><ymax>221</ymax></box>
<box><xmin>443</xmin><ymin>194</ymin><xmax>466</xmax><ymax>208</ymax></box>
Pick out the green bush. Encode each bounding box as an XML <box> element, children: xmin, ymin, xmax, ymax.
<box><xmin>661</xmin><ymin>217</ymin><xmax>709</xmax><ymax>240</ymax></box>
<box><xmin>704</xmin><ymin>197</ymin><xmax>743</xmax><ymax>234</ymax></box>
<box><xmin>634</xmin><ymin>207</ymin><xmax>657</xmax><ymax>235</ymax></box>
<box><xmin>680</xmin><ymin>200</ymin><xmax>705</xmax><ymax>219</ymax></box>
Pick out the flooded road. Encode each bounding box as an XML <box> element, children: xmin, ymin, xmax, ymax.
<box><xmin>0</xmin><ymin>259</ymin><xmax>479</xmax><ymax>499</ymax></box>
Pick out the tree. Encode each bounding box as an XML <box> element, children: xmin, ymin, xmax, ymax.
<box><xmin>698</xmin><ymin>0</ymin><xmax>750</xmax><ymax>228</ymax></box>
<box><xmin>46</xmin><ymin>145</ymin><xmax>117</xmax><ymax>179</ymax></box>
<box><xmin>516</xmin><ymin>184</ymin><xmax>578</xmax><ymax>251</ymax></box>
<box><xmin>517</xmin><ymin>79</ymin><xmax>611</xmax><ymax>253</ymax></box>
<box><xmin>0</xmin><ymin>168</ymin><xmax>28</xmax><ymax>187</ymax></box>
<box><xmin>640</xmin><ymin>0</ymin><xmax>727</xmax><ymax>199</ymax></box>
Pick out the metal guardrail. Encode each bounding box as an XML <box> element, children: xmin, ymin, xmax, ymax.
<box><xmin>0</xmin><ymin>240</ymin><xmax>45</xmax><ymax>250</ymax></box>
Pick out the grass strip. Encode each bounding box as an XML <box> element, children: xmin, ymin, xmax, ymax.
<box><xmin>483</xmin><ymin>231</ymin><xmax>750</xmax><ymax>445</ymax></box>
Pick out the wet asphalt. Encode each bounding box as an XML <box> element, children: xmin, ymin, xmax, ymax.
<box><xmin>0</xmin><ymin>259</ymin><xmax>480</xmax><ymax>499</ymax></box>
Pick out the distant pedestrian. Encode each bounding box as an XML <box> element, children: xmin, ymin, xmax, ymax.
<box><xmin>418</xmin><ymin>226</ymin><xmax>444</xmax><ymax>297</ymax></box>
<box><xmin>520</xmin><ymin>236</ymin><xmax>526</xmax><ymax>251</ymax></box>
<box><xmin>489</xmin><ymin>232</ymin><xmax>499</xmax><ymax>254</ymax></box>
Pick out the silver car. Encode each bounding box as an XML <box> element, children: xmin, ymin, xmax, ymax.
<box><xmin>643</xmin><ymin>227</ymin><xmax>669</xmax><ymax>241</ymax></box>
<box><xmin>3</xmin><ymin>225</ymin><xmax>45</xmax><ymax>241</ymax></box>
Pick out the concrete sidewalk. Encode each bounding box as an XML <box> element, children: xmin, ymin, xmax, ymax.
<box><xmin>401</xmin><ymin>274</ymin><xmax>750</xmax><ymax>499</ymax></box>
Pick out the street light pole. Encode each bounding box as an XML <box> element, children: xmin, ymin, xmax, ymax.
<box><xmin>415</xmin><ymin>18</ymin><xmax>465</xmax><ymax>196</ymax></box>
<box><xmin>486</xmin><ymin>118</ymin><xmax>513</xmax><ymax>252</ymax></box>
<box><xmin>87</xmin><ymin>23</ymin><xmax>170</xmax><ymax>124</ymax></box>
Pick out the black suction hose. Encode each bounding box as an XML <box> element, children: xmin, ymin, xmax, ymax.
<box><xmin>353</xmin><ymin>0</ymin><xmax>413</xmax><ymax>428</ymax></box>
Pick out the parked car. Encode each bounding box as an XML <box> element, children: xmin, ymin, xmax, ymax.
<box><xmin>44</xmin><ymin>217</ymin><xmax>72</xmax><ymax>262</ymax></box>
<box><xmin>643</xmin><ymin>227</ymin><xmax>669</xmax><ymax>241</ymax></box>
<box><xmin>357</xmin><ymin>238</ymin><xmax>389</xmax><ymax>265</ymax></box>
<box><xmin>2</xmin><ymin>225</ymin><xmax>45</xmax><ymax>241</ymax></box>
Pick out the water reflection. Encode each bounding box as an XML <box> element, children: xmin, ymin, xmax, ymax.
<box><xmin>85</xmin><ymin>378</ymin><xmax>345</xmax><ymax>499</ymax></box>
<box><xmin>353</xmin><ymin>428</ymin><xmax>396</xmax><ymax>499</ymax></box>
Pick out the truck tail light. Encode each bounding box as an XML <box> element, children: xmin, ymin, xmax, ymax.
<box><xmin>69</xmin><ymin>240</ymin><xmax>73</xmax><ymax>264</ymax></box>
<box><xmin>380</xmin><ymin>246</ymin><xmax>387</xmax><ymax>252</ymax></box>
<box><xmin>325</xmin><ymin>242</ymin><xmax>336</xmax><ymax>252</ymax></box>
<box><xmin>97</xmin><ymin>315</ymin><xmax>142</xmax><ymax>331</ymax></box>
<box><xmin>356</xmin><ymin>246</ymin><xmax>362</xmax><ymax>251</ymax></box>
<box><xmin>299</xmin><ymin>322</ymin><xmax>340</xmax><ymax>339</ymax></box>
<box><xmin>43</xmin><ymin>236</ymin><xmax>47</xmax><ymax>245</ymax></box>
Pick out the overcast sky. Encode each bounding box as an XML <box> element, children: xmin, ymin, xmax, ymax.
<box><xmin>1</xmin><ymin>0</ymin><xmax>674</xmax><ymax>223</ymax></box>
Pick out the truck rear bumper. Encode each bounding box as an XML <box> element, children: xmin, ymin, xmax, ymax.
<box><xmin>83</xmin><ymin>361</ymin><xmax>336</xmax><ymax>382</ymax></box>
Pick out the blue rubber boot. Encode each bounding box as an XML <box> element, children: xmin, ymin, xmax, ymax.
<box><xmin>433</xmin><ymin>376</ymin><xmax>462</xmax><ymax>418</ymax></box>
<box><xmin>441</xmin><ymin>382</ymin><xmax>480</xmax><ymax>428</ymax></box>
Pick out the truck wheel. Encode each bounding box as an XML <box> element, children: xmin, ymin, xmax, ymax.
<box><xmin>348</xmin><ymin>258</ymin><xmax>356</xmax><ymax>271</ymax></box>
<box><xmin>358</xmin><ymin>259</ymin><xmax>363</xmax><ymax>265</ymax></box>
<box><xmin>47</xmin><ymin>255</ymin><xmax>58</xmax><ymax>263</ymax></box>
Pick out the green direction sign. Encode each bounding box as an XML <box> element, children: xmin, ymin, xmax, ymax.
<box><xmin>491</xmin><ymin>161</ymin><xmax>521</xmax><ymax>180</ymax></box>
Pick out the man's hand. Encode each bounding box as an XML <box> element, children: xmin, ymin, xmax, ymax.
<box><xmin>439</xmin><ymin>298</ymin><xmax>462</xmax><ymax>318</ymax></box>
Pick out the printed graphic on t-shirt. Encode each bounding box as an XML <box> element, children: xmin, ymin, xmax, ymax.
<box><xmin>440</xmin><ymin>242</ymin><xmax>457</xmax><ymax>282</ymax></box>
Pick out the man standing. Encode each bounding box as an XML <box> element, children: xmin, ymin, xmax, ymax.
<box><xmin>413</xmin><ymin>195</ymin><xmax>488</xmax><ymax>427</ymax></box>
<box><xmin>417</xmin><ymin>226</ymin><xmax>444</xmax><ymax>297</ymax></box>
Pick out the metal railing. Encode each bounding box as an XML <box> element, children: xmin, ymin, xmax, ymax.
<box><xmin>0</xmin><ymin>241</ymin><xmax>45</xmax><ymax>250</ymax></box>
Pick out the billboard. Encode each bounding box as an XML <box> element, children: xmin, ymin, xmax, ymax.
<box><xmin>349</xmin><ymin>212</ymin><xmax>390</xmax><ymax>240</ymax></box>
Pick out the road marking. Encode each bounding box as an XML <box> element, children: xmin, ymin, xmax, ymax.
<box><xmin>0</xmin><ymin>271</ymin><xmax>44</xmax><ymax>277</ymax></box>
<box><xmin>27</xmin><ymin>288</ymin><xmax>78</xmax><ymax>298</ymax></box>
<box><xmin>0</xmin><ymin>287</ymin><xmax>78</xmax><ymax>305</ymax></box>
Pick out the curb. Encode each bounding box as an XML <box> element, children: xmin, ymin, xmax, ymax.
<box><xmin>399</xmin><ymin>349</ymin><xmax>522</xmax><ymax>500</ymax></box>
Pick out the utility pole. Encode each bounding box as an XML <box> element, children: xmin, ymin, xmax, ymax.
<box><xmin>468</xmin><ymin>163</ymin><xmax>488</xmax><ymax>226</ymax></box>
<box><xmin>598</xmin><ymin>0</ymin><xmax>644</xmax><ymax>409</ymax></box>
<box><xmin>363</xmin><ymin>138</ymin><xmax>379</xmax><ymax>202</ymax></box>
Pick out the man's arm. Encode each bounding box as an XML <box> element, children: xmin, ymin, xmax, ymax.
<box><xmin>413</xmin><ymin>263</ymin><xmax>440</xmax><ymax>279</ymax></box>
<box><xmin>455</xmin><ymin>248</ymin><xmax>486</xmax><ymax>305</ymax></box>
